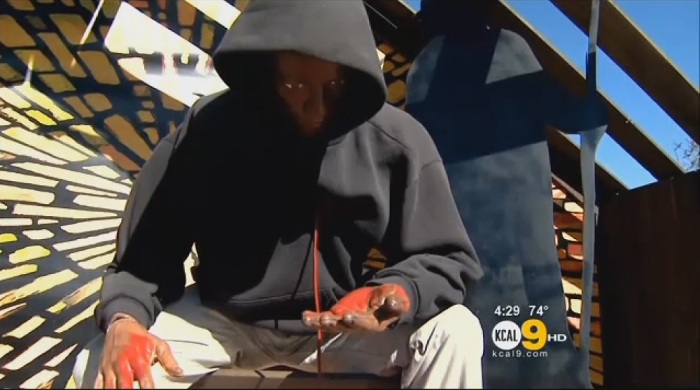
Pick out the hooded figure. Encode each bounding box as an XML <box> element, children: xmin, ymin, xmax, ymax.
<box><xmin>406</xmin><ymin>0</ymin><xmax>606</xmax><ymax>388</ymax></box>
<box><xmin>72</xmin><ymin>1</ymin><xmax>485</xmax><ymax>389</ymax></box>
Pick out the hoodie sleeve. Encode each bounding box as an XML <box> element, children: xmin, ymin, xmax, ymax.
<box><xmin>94</xmin><ymin>109</ymin><xmax>197</xmax><ymax>332</ymax></box>
<box><xmin>368</xmin><ymin>159</ymin><xmax>484</xmax><ymax>324</ymax></box>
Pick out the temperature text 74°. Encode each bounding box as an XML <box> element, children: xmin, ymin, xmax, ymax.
<box><xmin>529</xmin><ymin>305</ymin><xmax>549</xmax><ymax>316</ymax></box>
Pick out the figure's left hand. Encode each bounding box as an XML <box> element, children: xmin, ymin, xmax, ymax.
<box><xmin>302</xmin><ymin>284</ymin><xmax>411</xmax><ymax>332</ymax></box>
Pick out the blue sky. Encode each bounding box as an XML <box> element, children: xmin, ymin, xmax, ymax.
<box><xmin>405</xmin><ymin>0</ymin><xmax>700</xmax><ymax>189</ymax></box>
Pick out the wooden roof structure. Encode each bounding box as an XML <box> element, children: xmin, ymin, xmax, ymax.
<box><xmin>364</xmin><ymin>0</ymin><xmax>699</xmax><ymax>203</ymax></box>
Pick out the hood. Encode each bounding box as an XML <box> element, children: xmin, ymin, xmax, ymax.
<box><xmin>212</xmin><ymin>0</ymin><xmax>387</xmax><ymax>135</ymax></box>
<box><xmin>419</xmin><ymin>0</ymin><xmax>493</xmax><ymax>37</ymax></box>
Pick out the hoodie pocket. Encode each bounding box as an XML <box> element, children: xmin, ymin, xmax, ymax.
<box><xmin>223</xmin><ymin>288</ymin><xmax>338</xmax><ymax>322</ymax></box>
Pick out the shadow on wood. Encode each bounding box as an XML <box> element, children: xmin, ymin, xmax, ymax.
<box><xmin>190</xmin><ymin>369</ymin><xmax>400</xmax><ymax>389</ymax></box>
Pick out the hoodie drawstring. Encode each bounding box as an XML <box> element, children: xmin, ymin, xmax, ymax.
<box><xmin>313</xmin><ymin>214</ymin><xmax>324</xmax><ymax>377</ymax></box>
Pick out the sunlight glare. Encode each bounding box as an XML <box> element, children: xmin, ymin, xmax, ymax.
<box><xmin>104</xmin><ymin>2</ymin><xmax>228</xmax><ymax>107</ymax></box>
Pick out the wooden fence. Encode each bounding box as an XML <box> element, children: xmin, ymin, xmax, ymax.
<box><xmin>597</xmin><ymin>171</ymin><xmax>699</xmax><ymax>387</ymax></box>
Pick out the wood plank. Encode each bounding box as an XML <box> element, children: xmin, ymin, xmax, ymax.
<box><xmin>597</xmin><ymin>171</ymin><xmax>700</xmax><ymax>386</ymax></box>
<box><xmin>551</xmin><ymin>0</ymin><xmax>700</xmax><ymax>143</ymax></box>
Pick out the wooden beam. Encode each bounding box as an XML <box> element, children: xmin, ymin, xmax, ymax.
<box><xmin>551</xmin><ymin>0</ymin><xmax>700</xmax><ymax>143</ymax></box>
<box><xmin>490</xmin><ymin>1</ymin><xmax>685</xmax><ymax>181</ymax></box>
<box><xmin>365</xmin><ymin>0</ymin><xmax>424</xmax><ymax>57</ymax></box>
<box><xmin>364</xmin><ymin>0</ymin><xmax>685</xmax><ymax>181</ymax></box>
<box><xmin>552</xmin><ymin>173</ymin><xmax>586</xmax><ymax>206</ymax></box>
<box><xmin>365</xmin><ymin>1</ymin><xmax>628</xmax><ymax>202</ymax></box>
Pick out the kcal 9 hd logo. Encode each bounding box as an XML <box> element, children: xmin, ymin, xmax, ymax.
<box><xmin>492</xmin><ymin>319</ymin><xmax>568</xmax><ymax>352</ymax></box>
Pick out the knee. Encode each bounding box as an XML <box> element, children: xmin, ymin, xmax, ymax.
<box><xmin>436</xmin><ymin>305</ymin><xmax>483</xmax><ymax>334</ymax></box>
<box><xmin>433</xmin><ymin>305</ymin><xmax>484</xmax><ymax>354</ymax></box>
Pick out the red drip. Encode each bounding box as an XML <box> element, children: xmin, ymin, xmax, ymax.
<box><xmin>313</xmin><ymin>216</ymin><xmax>323</xmax><ymax>378</ymax></box>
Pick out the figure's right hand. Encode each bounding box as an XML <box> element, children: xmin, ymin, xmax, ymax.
<box><xmin>95</xmin><ymin>318</ymin><xmax>183</xmax><ymax>389</ymax></box>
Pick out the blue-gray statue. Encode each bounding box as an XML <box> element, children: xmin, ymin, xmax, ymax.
<box><xmin>406</xmin><ymin>0</ymin><xmax>607</xmax><ymax>387</ymax></box>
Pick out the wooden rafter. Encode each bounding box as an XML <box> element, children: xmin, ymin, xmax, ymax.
<box><xmin>552</xmin><ymin>0</ymin><xmax>700</xmax><ymax>144</ymax></box>
<box><xmin>364</xmin><ymin>0</ymin><xmax>686</xmax><ymax>188</ymax></box>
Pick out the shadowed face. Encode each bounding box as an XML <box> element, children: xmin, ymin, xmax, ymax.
<box><xmin>275</xmin><ymin>51</ymin><xmax>346</xmax><ymax>138</ymax></box>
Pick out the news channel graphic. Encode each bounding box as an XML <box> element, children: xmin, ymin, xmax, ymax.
<box><xmin>490</xmin><ymin>305</ymin><xmax>568</xmax><ymax>358</ymax></box>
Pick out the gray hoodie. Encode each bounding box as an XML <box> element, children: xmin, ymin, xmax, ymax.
<box><xmin>95</xmin><ymin>0</ymin><xmax>483</xmax><ymax>334</ymax></box>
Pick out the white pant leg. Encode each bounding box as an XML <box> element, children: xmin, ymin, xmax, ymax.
<box><xmin>290</xmin><ymin>304</ymin><xmax>485</xmax><ymax>389</ymax></box>
<box><xmin>72</xmin><ymin>287</ymin><xmax>276</xmax><ymax>389</ymax></box>
<box><xmin>400</xmin><ymin>305</ymin><xmax>484</xmax><ymax>389</ymax></box>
